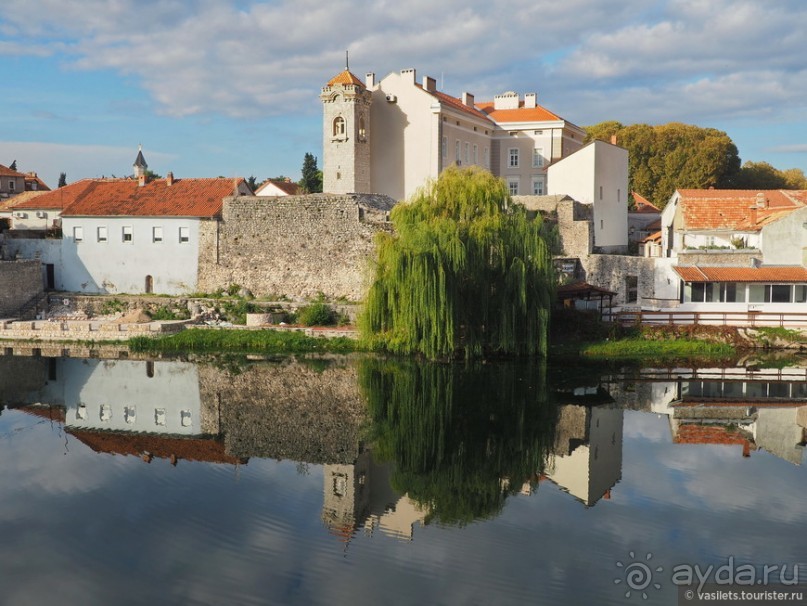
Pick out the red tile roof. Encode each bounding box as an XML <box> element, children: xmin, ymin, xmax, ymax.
<box><xmin>326</xmin><ymin>70</ymin><xmax>365</xmax><ymax>88</ymax></box>
<box><xmin>25</xmin><ymin>173</ymin><xmax>50</xmax><ymax>191</ymax></box>
<box><xmin>0</xmin><ymin>163</ymin><xmax>25</xmax><ymax>178</ymax></box>
<box><xmin>415</xmin><ymin>85</ymin><xmax>492</xmax><ymax>122</ymax></box>
<box><xmin>257</xmin><ymin>179</ymin><xmax>300</xmax><ymax>196</ymax></box>
<box><xmin>0</xmin><ymin>190</ymin><xmax>48</xmax><ymax>211</ymax></box>
<box><xmin>642</xmin><ymin>230</ymin><xmax>662</xmax><ymax>243</ymax></box>
<box><xmin>677</xmin><ymin>189</ymin><xmax>805</xmax><ymax>231</ymax></box>
<box><xmin>476</xmin><ymin>100</ymin><xmax>561</xmax><ymax>123</ymax></box>
<box><xmin>674</xmin><ymin>265</ymin><xmax>807</xmax><ymax>283</ymax></box>
<box><xmin>11</xmin><ymin>180</ymin><xmax>98</xmax><ymax>210</ymax></box>
<box><xmin>631</xmin><ymin>192</ymin><xmax>660</xmax><ymax>213</ymax></box>
<box><xmin>67</xmin><ymin>428</ymin><xmax>247</xmax><ymax>465</ymax></box>
<box><xmin>57</xmin><ymin>177</ymin><xmax>244</xmax><ymax>217</ymax></box>
<box><xmin>674</xmin><ymin>424</ymin><xmax>752</xmax><ymax>447</ymax></box>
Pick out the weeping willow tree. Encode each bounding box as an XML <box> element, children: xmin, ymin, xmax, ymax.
<box><xmin>359</xmin><ymin>357</ymin><xmax>558</xmax><ymax>526</ymax></box>
<box><xmin>360</xmin><ymin>166</ymin><xmax>554</xmax><ymax>360</ymax></box>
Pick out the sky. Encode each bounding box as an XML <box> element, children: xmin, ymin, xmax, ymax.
<box><xmin>1</xmin><ymin>0</ymin><xmax>807</xmax><ymax>189</ymax></box>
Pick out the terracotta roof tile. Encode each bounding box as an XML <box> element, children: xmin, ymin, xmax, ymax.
<box><xmin>0</xmin><ymin>190</ymin><xmax>48</xmax><ymax>211</ymax></box>
<box><xmin>0</xmin><ymin>164</ymin><xmax>25</xmax><ymax>178</ymax></box>
<box><xmin>11</xmin><ymin>180</ymin><xmax>97</xmax><ymax>210</ymax></box>
<box><xmin>678</xmin><ymin>189</ymin><xmax>805</xmax><ymax>231</ymax></box>
<box><xmin>631</xmin><ymin>192</ymin><xmax>660</xmax><ymax>213</ymax></box>
<box><xmin>59</xmin><ymin>177</ymin><xmax>243</xmax><ymax>217</ymax></box>
<box><xmin>24</xmin><ymin>174</ymin><xmax>51</xmax><ymax>191</ymax></box>
<box><xmin>257</xmin><ymin>179</ymin><xmax>301</xmax><ymax>196</ymax></box>
<box><xmin>642</xmin><ymin>230</ymin><xmax>662</xmax><ymax>243</ymax></box>
<box><xmin>674</xmin><ymin>424</ymin><xmax>751</xmax><ymax>446</ymax></box>
<box><xmin>415</xmin><ymin>85</ymin><xmax>492</xmax><ymax>122</ymax></box>
<box><xmin>674</xmin><ymin>265</ymin><xmax>807</xmax><ymax>283</ymax></box>
<box><xmin>326</xmin><ymin>70</ymin><xmax>365</xmax><ymax>88</ymax></box>
<box><xmin>476</xmin><ymin>100</ymin><xmax>561</xmax><ymax>123</ymax></box>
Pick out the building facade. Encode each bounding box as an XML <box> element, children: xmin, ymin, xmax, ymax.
<box><xmin>321</xmin><ymin>67</ymin><xmax>586</xmax><ymax>201</ymax></box>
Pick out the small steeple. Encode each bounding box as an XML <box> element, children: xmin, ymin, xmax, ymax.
<box><xmin>133</xmin><ymin>144</ymin><xmax>148</xmax><ymax>178</ymax></box>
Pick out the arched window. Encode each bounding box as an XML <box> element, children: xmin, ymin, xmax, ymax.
<box><xmin>333</xmin><ymin>116</ymin><xmax>346</xmax><ymax>137</ymax></box>
<box><xmin>358</xmin><ymin>117</ymin><xmax>366</xmax><ymax>140</ymax></box>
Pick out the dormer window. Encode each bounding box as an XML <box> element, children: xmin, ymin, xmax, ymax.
<box><xmin>333</xmin><ymin>116</ymin><xmax>346</xmax><ymax>138</ymax></box>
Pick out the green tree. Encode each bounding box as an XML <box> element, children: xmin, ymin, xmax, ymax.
<box><xmin>9</xmin><ymin>160</ymin><xmax>17</xmax><ymax>172</ymax></box>
<box><xmin>732</xmin><ymin>161</ymin><xmax>807</xmax><ymax>190</ymax></box>
<box><xmin>360</xmin><ymin>166</ymin><xmax>554</xmax><ymax>360</ymax></box>
<box><xmin>57</xmin><ymin>172</ymin><xmax>67</xmax><ymax>188</ymax></box>
<box><xmin>299</xmin><ymin>152</ymin><xmax>322</xmax><ymax>193</ymax></box>
<box><xmin>246</xmin><ymin>175</ymin><xmax>259</xmax><ymax>192</ymax></box>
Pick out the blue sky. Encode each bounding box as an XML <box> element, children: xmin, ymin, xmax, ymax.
<box><xmin>1</xmin><ymin>0</ymin><xmax>806</xmax><ymax>189</ymax></box>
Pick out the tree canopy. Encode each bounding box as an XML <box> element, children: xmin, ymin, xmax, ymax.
<box><xmin>732</xmin><ymin>161</ymin><xmax>807</xmax><ymax>189</ymax></box>
<box><xmin>359</xmin><ymin>166</ymin><xmax>554</xmax><ymax>360</ymax></box>
<box><xmin>585</xmin><ymin>122</ymin><xmax>741</xmax><ymax>209</ymax></box>
<box><xmin>299</xmin><ymin>152</ymin><xmax>322</xmax><ymax>193</ymax></box>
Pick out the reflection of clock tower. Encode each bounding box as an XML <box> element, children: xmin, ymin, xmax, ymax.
<box><xmin>320</xmin><ymin>57</ymin><xmax>372</xmax><ymax>194</ymax></box>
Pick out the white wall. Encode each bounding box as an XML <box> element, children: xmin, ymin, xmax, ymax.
<box><xmin>9</xmin><ymin>208</ymin><xmax>60</xmax><ymax>230</ymax></box>
<box><xmin>548</xmin><ymin>141</ymin><xmax>628</xmax><ymax>251</ymax></box>
<box><xmin>761</xmin><ymin>207</ymin><xmax>807</xmax><ymax>266</ymax></box>
<box><xmin>60</xmin><ymin>216</ymin><xmax>200</xmax><ymax>294</ymax></box>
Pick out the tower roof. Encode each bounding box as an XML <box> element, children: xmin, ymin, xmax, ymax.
<box><xmin>134</xmin><ymin>146</ymin><xmax>148</xmax><ymax>169</ymax></box>
<box><xmin>326</xmin><ymin>69</ymin><xmax>365</xmax><ymax>88</ymax></box>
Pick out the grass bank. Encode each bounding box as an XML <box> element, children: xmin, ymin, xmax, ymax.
<box><xmin>129</xmin><ymin>328</ymin><xmax>358</xmax><ymax>354</ymax></box>
<box><xmin>576</xmin><ymin>337</ymin><xmax>735</xmax><ymax>362</ymax></box>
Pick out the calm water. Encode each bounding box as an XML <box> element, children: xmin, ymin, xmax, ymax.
<box><xmin>1</xmin><ymin>351</ymin><xmax>806</xmax><ymax>605</ymax></box>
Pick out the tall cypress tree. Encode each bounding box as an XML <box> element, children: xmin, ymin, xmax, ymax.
<box><xmin>299</xmin><ymin>153</ymin><xmax>322</xmax><ymax>193</ymax></box>
<box><xmin>360</xmin><ymin>166</ymin><xmax>555</xmax><ymax>360</ymax></box>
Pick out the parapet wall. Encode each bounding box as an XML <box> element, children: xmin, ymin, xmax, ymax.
<box><xmin>198</xmin><ymin>193</ymin><xmax>396</xmax><ymax>301</ymax></box>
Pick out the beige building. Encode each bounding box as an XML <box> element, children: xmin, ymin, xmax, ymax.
<box><xmin>321</xmin><ymin>67</ymin><xmax>586</xmax><ymax>201</ymax></box>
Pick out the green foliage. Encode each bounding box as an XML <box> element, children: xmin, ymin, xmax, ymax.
<box><xmin>585</xmin><ymin>121</ymin><xmax>741</xmax><ymax>209</ymax></box>
<box><xmin>296</xmin><ymin>301</ymin><xmax>337</xmax><ymax>326</ymax></box>
<box><xmin>99</xmin><ymin>298</ymin><xmax>127</xmax><ymax>315</ymax></box>
<box><xmin>217</xmin><ymin>299</ymin><xmax>259</xmax><ymax>325</ymax></box>
<box><xmin>299</xmin><ymin>152</ymin><xmax>323</xmax><ymax>193</ymax></box>
<box><xmin>359</xmin><ymin>357</ymin><xmax>557</xmax><ymax>525</ymax></box>
<box><xmin>360</xmin><ymin>166</ymin><xmax>555</xmax><ymax>360</ymax></box>
<box><xmin>732</xmin><ymin>161</ymin><xmax>807</xmax><ymax>190</ymax></box>
<box><xmin>580</xmin><ymin>338</ymin><xmax>734</xmax><ymax>361</ymax></box>
<box><xmin>128</xmin><ymin>329</ymin><xmax>356</xmax><ymax>354</ymax></box>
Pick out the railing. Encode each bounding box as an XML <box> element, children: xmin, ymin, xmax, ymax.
<box><xmin>613</xmin><ymin>309</ymin><xmax>807</xmax><ymax>328</ymax></box>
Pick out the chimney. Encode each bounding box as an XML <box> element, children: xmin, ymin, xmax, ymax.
<box><xmin>401</xmin><ymin>68</ymin><xmax>416</xmax><ymax>84</ymax></box>
<box><xmin>462</xmin><ymin>92</ymin><xmax>475</xmax><ymax>107</ymax></box>
<box><xmin>365</xmin><ymin>72</ymin><xmax>375</xmax><ymax>88</ymax></box>
<box><xmin>756</xmin><ymin>192</ymin><xmax>767</xmax><ymax>208</ymax></box>
<box><xmin>524</xmin><ymin>93</ymin><xmax>537</xmax><ymax>108</ymax></box>
<box><xmin>423</xmin><ymin>75</ymin><xmax>436</xmax><ymax>92</ymax></box>
<box><xmin>138</xmin><ymin>174</ymin><xmax>147</xmax><ymax>187</ymax></box>
<box><xmin>748</xmin><ymin>203</ymin><xmax>757</xmax><ymax>226</ymax></box>
<box><xmin>610</xmin><ymin>134</ymin><xmax>618</xmax><ymax>145</ymax></box>
<box><xmin>166</xmin><ymin>171</ymin><xmax>174</xmax><ymax>186</ymax></box>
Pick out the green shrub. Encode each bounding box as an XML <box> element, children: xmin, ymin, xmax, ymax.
<box><xmin>99</xmin><ymin>298</ymin><xmax>127</xmax><ymax>315</ymax></box>
<box><xmin>297</xmin><ymin>301</ymin><xmax>337</xmax><ymax>326</ymax></box>
<box><xmin>148</xmin><ymin>306</ymin><xmax>190</xmax><ymax>321</ymax></box>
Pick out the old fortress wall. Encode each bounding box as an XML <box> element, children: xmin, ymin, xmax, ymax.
<box><xmin>197</xmin><ymin>193</ymin><xmax>395</xmax><ymax>301</ymax></box>
<box><xmin>0</xmin><ymin>260</ymin><xmax>43</xmax><ymax>317</ymax></box>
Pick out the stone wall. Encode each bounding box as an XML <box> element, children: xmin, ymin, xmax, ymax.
<box><xmin>197</xmin><ymin>193</ymin><xmax>395</xmax><ymax>301</ymax></box>
<box><xmin>0</xmin><ymin>260</ymin><xmax>43</xmax><ymax>317</ymax></box>
<box><xmin>197</xmin><ymin>356</ymin><xmax>367</xmax><ymax>464</ymax></box>
<box><xmin>676</xmin><ymin>250</ymin><xmax>759</xmax><ymax>267</ymax></box>
<box><xmin>580</xmin><ymin>254</ymin><xmax>658</xmax><ymax>307</ymax></box>
<box><xmin>514</xmin><ymin>195</ymin><xmax>593</xmax><ymax>258</ymax></box>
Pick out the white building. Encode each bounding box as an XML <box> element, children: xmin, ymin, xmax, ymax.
<box><xmin>321</xmin><ymin>67</ymin><xmax>586</xmax><ymax>202</ymax></box>
<box><xmin>547</xmin><ymin>140</ymin><xmax>629</xmax><ymax>253</ymax></box>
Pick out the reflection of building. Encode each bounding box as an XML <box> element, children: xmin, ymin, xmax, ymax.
<box><xmin>545</xmin><ymin>405</ymin><xmax>624</xmax><ymax>506</ymax></box>
<box><xmin>322</xmin><ymin>449</ymin><xmax>428</xmax><ymax>542</ymax></box>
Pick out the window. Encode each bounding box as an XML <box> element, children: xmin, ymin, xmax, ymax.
<box><xmin>455</xmin><ymin>140</ymin><xmax>461</xmax><ymax>163</ymax></box>
<box><xmin>9</xmin><ymin>180</ymin><xmax>15</xmax><ymax>192</ymax></box>
<box><xmin>795</xmin><ymin>285</ymin><xmax>807</xmax><ymax>303</ymax></box>
<box><xmin>358</xmin><ymin>117</ymin><xmax>366</xmax><ymax>140</ymax></box>
<box><xmin>442</xmin><ymin>136</ymin><xmax>447</xmax><ymax>158</ymax></box>
<box><xmin>124</xmin><ymin>406</ymin><xmax>136</xmax><ymax>424</ymax></box>
<box><xmin>473</xmin><ymin>144</ymin><xmax>478</xmax><ymax>164</ymax></box>
<box><xmin>152</xmin><ymin>226</ymin><xmax>163</xmax><ymax>242</ymax></box>
<box><xmin>76</xmin><ymin>403</ymin><xmax>87</xmax><ymax>420</ymax></box>
<box><xmin>464</xmin><ymin>142</ymin><xmax>469</xmax><ymax>164</ymax></box>
<box><xmin>531</xmin><ymin>176</ymin><xmax>545</xmax><ymax>195</ymax></box>
<box><xmin>769</xmin><ymin>285</ymin><xmax>791</xmax><ymax>303</ymax></box>
<box><xmin>178</xmin><ymin>226</ymin><xmax>189</xmax><ymax>244</ymax></box>
<box><xmin>720</xmin><ymin>283</ymin><xmax>741</xmax><ymax>302</ymax></box>
<box><xmin>748</xmin><ymin>284</ymin><xmax>765</xmax><ymax>302</ymax></box>
<box><xmin>618</xmin><ymin>189</ymin><xmax>621</xmax><ymax>203</ymax></box>
<box><xmin>100</xmin><ymin>404</ymin><xmax>112</xmax><ymax>422</ymax></box>
<box><xmin>155</xmin><ymin>408</ymin><xmax>166</xmax><ymax>426</ymax></box>
<box><xmin>73</xmin><ymin>226</ymin><xmax>84</xmax><ymax>242</ymax></box>
<box><xmin>483</xmin><ymin>147</ymin><xmax>488</xmax><ymax>167</ymax></box>
<box><xmin>122</xmin><ymin>226</ymin><xmax>133</xmax><ymax>243</ymax></box>
<box><xmin>97</xmin><ymin>226</ymin><xmax>107</xmax><ymax>243</ymax></box>
<box><xmin>599</xmin><ymin>186</ymin><xmax>603</xmax><ymax>200</ymax></box>
<box><xmin>332</xmin><ymin>116</ymin><xmax>345</xmax><ymax>137</ymax></box>
<box><xmin>509</xmin><ymin>148</ymin><xmax>519</xmax><ymax>168</ymax></box>
<box><xmin>507</xmin><ymin>178</ymin><xmax>519</xmax><ymax>195</ymax></box>
<box><xmin>181</xmin><ymin>410</ymin><xmax>192</xmax><ymax>427</ymax></box>
<box><xmin>533</xmin><ymin>147</ymin><xmax>544</xmax><ymax>167</ymax></box>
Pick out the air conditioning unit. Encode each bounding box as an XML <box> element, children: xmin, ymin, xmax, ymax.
<box><xmin>385</xmin><ymin>94</ymin><xmax>397</xmax><ymax>103</ymax></box>
<box><xmin>14</xmin><ymin>211</ymin><xmax>26</xmax><ymax>218</ymax></box>
<box><xmin>36</xmin><ymin>211</ymin><xmax>47</xmax><ymax>219</ymax></box>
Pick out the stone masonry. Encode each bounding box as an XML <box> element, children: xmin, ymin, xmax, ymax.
<box><xmin>197</xmin><ymin>193</ymin><xmax>395</xmax><ymax>301</ymax></box>
<box><xmin>0</xmin><ymin>260</ymin><xmax>43</xmax><ymax>317</ymax></box>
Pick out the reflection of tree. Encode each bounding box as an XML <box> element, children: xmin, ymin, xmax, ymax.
<box><xmin>359</xmin><ymin>358</ymin><xmax>557</xmax><ymax>526</ymax></box>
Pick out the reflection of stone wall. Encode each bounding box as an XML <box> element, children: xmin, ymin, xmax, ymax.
<box><xmin>198</xmin><ymin>356</ymin><xmax>368</xmax><ymax>464</ymax></box>
<box><xmin>0</xmin><ymin>355</ymin><xmax>48</xmax><ymax>405</ymax></box>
